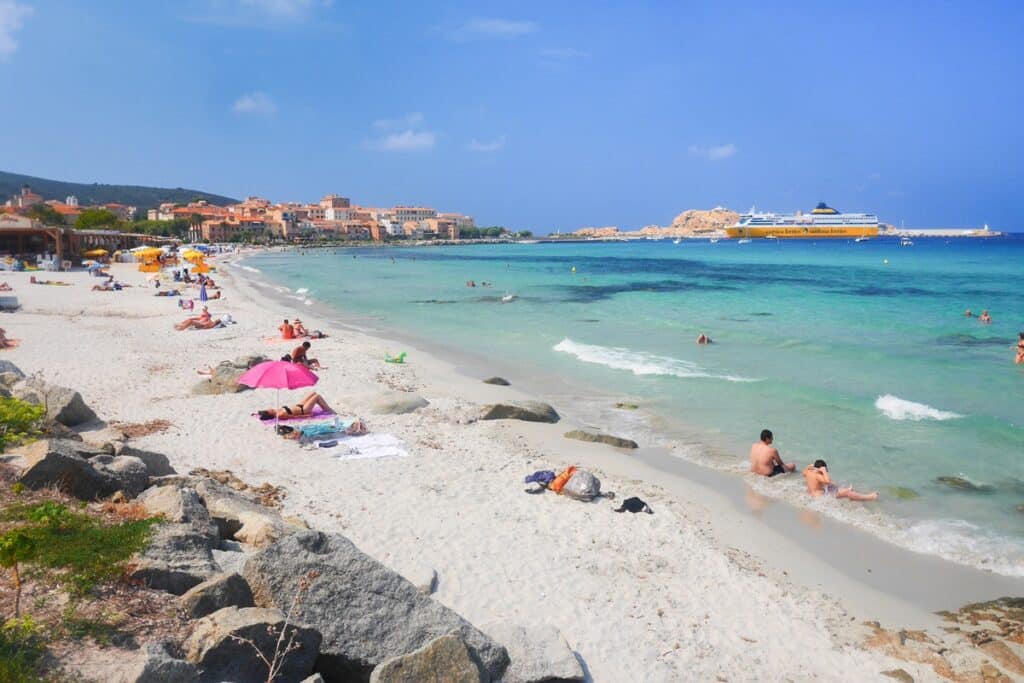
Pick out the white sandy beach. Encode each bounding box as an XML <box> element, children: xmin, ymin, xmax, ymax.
<box><xmin>2</xmin><ymin>259</ymin><xmax>1009</xmax><ymax>682</ymax></box>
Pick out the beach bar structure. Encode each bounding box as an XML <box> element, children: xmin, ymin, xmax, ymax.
<box><xmin>0</xmin><ymin>215</ymin><xmax>177</xmax><ymax>267</ymax></box>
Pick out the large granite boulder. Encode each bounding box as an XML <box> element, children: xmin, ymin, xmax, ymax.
<box><xmin>369</xmin><ymin>633</ymin><xmax>487</xmax><ymax>683</ymax></box>
<box><xmin>0</xmin><ymin>359</ymin><xmax>25</xmax><ymax>381</ymax></box>
<box><xmin>563</xmin><ymin>429</ymin><xmax>638</xmax><ymax>449</ymax></box>
<box><xmin>13</xmin><ymin>378</ymin><xmax>97</xmax><ymax>426</ymax></box>
<box><xmin>184</xmin><ymin>606</ymin><xmax>321</xmax><ymax>683</ymax></box>
<box><xmin>179</xmin><ymin>572</ymin><xmax>254</xmax><ymax>619</ymax></box>
<box><xmin>368</xmin><ymin>391</ymin><xmax>429</xmax><ymax>415</ymax></box>
<box><xmin>480</xmin><ymin>402</ymin><xmax>560</xmax><ymax>423</ymax></box>
<box><xmin>136</xmin><ymin>485</ymin><xmax>217</xmax><ymax>536</ymax></box>
<box><xmin>16</xmin><ymin>439</ymin><xmax>119</xmax><ymax>500</ymax></box>
<box><xmin>243</xmin><ymin>531</ymin><xmax>509</xmax><ymax>682</ymax></box>
<box><xmin>194</xmin><ymin>479</ymin><xmax>295</xmax><ymax>548</ymax></box>
<box><xmin>482</xmin><ymin>622</ymin><xmax>584</xmax><ymax>683</ymax></box>
<box><xmin>128</xmin><ymin>522</ymin><xmax>221</xmax><ymax>595</ymax></box>
<box><xmin>233</xmin><ymin>354</ymin><xmax>268</xmax><ymax>369</ymax></box>
<box><xmin>120</xmin><ymin>446</ymin><xmax>176</xmax><ymax>477</ymax></box>
<box><xmin>90</xmin><ymin>454</ymin><xmax>149</xmax><ymax>497</ymax></box>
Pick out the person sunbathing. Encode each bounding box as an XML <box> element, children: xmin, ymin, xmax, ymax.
<box><xmin>803</xmin><ymin>460</ymin><xmax>878</xmax><ymax>501</ymax></box>
<box><xmin>293</xmin><ymin>319</ymin><xmax>309</xmax><ymax>337</ymax></box>
<box><xmin>256</xmin><ymin>392</ymin><xmax>334</xmax><ymax>420</ymax></box>
<box><xmin>278</xmin><ymin>418</ymin><xmax>368</xmax><ymax>440</ymax></box>
<box><xmin>155</xmin><ymin>289</ymin><xmax>181</xmax><ymax>297</ymax></box>
<box><xmin>175</xmin><ymin>307</ymin><xmax>212</xmax><ymax>330</ymax></box>
<box><xmin>0</xmin><ymin>328</ymin><xmax>12</xmax><ymax>348</ymax></box>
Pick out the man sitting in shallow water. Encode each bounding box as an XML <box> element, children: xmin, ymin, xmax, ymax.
<box><xmin>750</xmin><ymin>429</ymin><xmax>796</xmax><ymax>477</ymax></box>
<box><xmin>803</xmin><ymin>459</ymin><xmax>878</xmax><ymax>501</ymax></box>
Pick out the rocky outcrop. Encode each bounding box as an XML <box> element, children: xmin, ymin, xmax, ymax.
<box><xmin>368</xmin><ymin>391</ymin><xmax>429</xmax><ymax>415</ymax></box>
<box><xmin>243</xmin><ymin>531</ymin><xmax>509</xmax><ymax>681</ymax></box>
<box><xmin>0</xmin><ymin>359</ymin><xmax>25</xmax><ymax>381</ymax></box>
<box><xmin>194</xmin><ymin>479</ymin><xmax>296</xmax><ymax>548</ymax></box>
<box><xmin>480</xmin><ymin>402</ymin><xmax>560</xmax><ymax>424</ymax></box>
<box><xmin>113</xmin><ymin>641</ymin><xmax>198</xmax><ymax>683</ymax></box>
<box><xmin>482</xmin><ymin>622</ymin><xmax>584</xmax><ymax>683</ymax></box>
<box><xmin>184</xmin><ymin>606</ymin><xmax>321</xmax><ymax>683</ymax></box>
<box><xmin>936</xmin><ymin>476</ymin><xmax>995</xmax><ymax>493</ymax></box>
<box><xmin>369</xmin><ymin>633</ymin><xmax>487</xmax><ymax>683</ymax></box>
<box><xmin>136</xmin><ymin>485</ymin><xmax>218</xmax><ymax>540</ymax></box>
<box><xmin>666</xmin><ymin>207</ymin><xmax>738</xmax><ymax>235</ymax></box>
<box><xmin>91</xmin><ymin>454</ymin><xmax>149</xmax><ymax>497</ymax></box>
<box><xmin>13</xmin><ymin>378</ymin><xmax>97</xmax><ymax>426</ymax></box>
<box><xmin>482</xmin><ymin>377</ymin><xmax>510</xmax><ymax>386</ymax></box>
<box><xmin>16</xmin><ymin>439</ymin><xmax>121</xmax><ymax>500</ymax></box>
<box><xmin>120</xmin><ymin>446</ymin><xmax>176</xmax><ymax>477</ymax></box>
<box><xmin>563</xmin><ymin>430</ymin><xmax>637</xmax><ymax>449</ymax></box>
<box><xmin>179</xmin><ymin>572</ymin><xmax>254</xmax><ymax>619</ymax></box>
<box><xmin>128</xmin><ymin>522</ymin><xmax>220</xmax><ymax>595</ymax></box>
<box><xmin>191</xmin><ymin>363</ymin><xmax>252</xmax><ymax>396</ymax></box>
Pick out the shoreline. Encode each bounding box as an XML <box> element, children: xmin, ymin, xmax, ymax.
<box><xmin>3</xmin><ymin>258</ymin><xmax>1019</xmax><ymax>680</ymax></box>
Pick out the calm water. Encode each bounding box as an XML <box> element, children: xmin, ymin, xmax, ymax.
<box><xmin>247</xmin><ymin>236</ymin><xmax>1024</xmax><ymax>575</ymax></box>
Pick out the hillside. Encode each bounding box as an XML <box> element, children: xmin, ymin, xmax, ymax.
<box><xmin>0</xmin><ymin>170</ymin><xmax>238</xmax><ymax>210</ymax></box>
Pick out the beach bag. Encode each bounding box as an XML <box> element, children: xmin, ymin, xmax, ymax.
<box><xmin>562</xmin><ymin>471</ymin><xmax>601</xmax><ymax>501</ymax></box>
<box><xmin>549</xmin><ymin>466</ymin><xmax>577</xmax><ymax>493</ymax></box>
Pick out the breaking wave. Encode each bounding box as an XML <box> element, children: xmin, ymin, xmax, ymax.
<box><xmin>875</xmin><ymin>394</ymin><xmax>963</xmax><ymax>421</ymax></box>
<box><xmin>553</xmin><ymin>338</ymin><xmax>757</xmax><ymax>383</ymax></box>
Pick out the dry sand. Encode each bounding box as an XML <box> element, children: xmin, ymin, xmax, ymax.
<box><xmin>2</xmin><ymin>258</ymin><xmax>1006</xmax><ymax>682</ymax></box>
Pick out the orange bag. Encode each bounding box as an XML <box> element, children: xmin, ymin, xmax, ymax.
<box><xmin>549</xmin><ymin>466</ymin><xmax>577</xmax><ymax>493</ymax></box>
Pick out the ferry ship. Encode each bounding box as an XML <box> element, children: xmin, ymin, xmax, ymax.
<box><xmin>726</xmin><ymin>203</ymin><xmax>880</xmax><ymax>239</ymax></box>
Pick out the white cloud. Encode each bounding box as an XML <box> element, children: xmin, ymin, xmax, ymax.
<box><xmin>538</xmin><ymin>47</ymin><xmax>590</xmax><ymax>59</ymax></box>
<box><xmin>0</xmin><ymin>1</ymin><xmax>32</xmax><ymax>59</ymax></box>
<box><xmin>373</xmin><ymin>112</ymin><xmax>424</xmax><ymax>131</ymax></box>
<box><xmin>447</xmin><ymin>18</ymin><xmax>537</xmax><ymax>41</ymax></box>
<box><xmin>240</xmin><ymin>0</ymin><xmax>330</xmax><ymax>17</ymax></box>
<box><xmin>233</xmin><ymin>91</ymin><xmax>277</xmax><ymax>115</ymax></box>
<box><xmin>689</xmin><ymin>143</ymin><xmax>737</xmax><ymax>161</ymax></box>
<box><xmin>469</xmin><ymin>135</ymin><xmax>506</xmax><ymax>153</ymax></box>
<box><xmin>371</xmin><ymin>130</ymin><xmax>436</xmax><ymax>151</ymax></box>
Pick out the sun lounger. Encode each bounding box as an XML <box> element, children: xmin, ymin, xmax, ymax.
<box><xmin>0</xmin><ymin>296</ymin><xmax>20</xmax><ymax>311</ymax></box>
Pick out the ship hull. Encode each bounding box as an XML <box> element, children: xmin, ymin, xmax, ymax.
<box><xmin>725</xmin><ymin>226</ymin><xmax>880</xmax><ymax>239</ymax></box>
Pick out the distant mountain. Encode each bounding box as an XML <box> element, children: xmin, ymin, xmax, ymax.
<box><xmin>0</xmin><ymin>170</ymin><xmax>238</xmax><ymax>210</ymax></box>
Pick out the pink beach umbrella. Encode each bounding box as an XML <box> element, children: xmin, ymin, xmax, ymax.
<box><xmin>237</xmin><ymin>360</ymin><xmax>319</xmax><ymax>424</ymax></box>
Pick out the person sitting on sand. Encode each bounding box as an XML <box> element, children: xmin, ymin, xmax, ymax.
<box><xmin>256</xmin><ymin>392</ymin><xmax>333</xmax><ymax>420</ymax></box>
<box><xmin>964</xmin><ymin>309</ymin><xmax>974</xmax><ymax>317</ymax></box>
<box><xmin>979</xmin><ymin>310</ymin><xmax>992</xmax><ymax>324</ymax></box>
<box><xmin>280</xmin><ymin>319</ymin><xmax>295</xmax><ymax>340</ymax></box>
<box><xmin>178</xmin><ymin>298</ymin><xmax>195</xmax><ymax>310</ymax></box>
<box><xmin>293</xmin><ymin>319</ymin><xmax>309</xmax><ymax>337</ymax></box>
<box><xmin>750</xmin><ymin>429</ymin><xmax>796</xmax><ymax>477</ymax></box>
<box><xmin>0</xmin><ymin>328</ymin><xmax>12</xmax><ymax>349</ymax></box>
<box><xmin>803</xmin><ymin>460</ymin><xmax>878</xmax><ymax>501</ymax></box>
<box><xmin>290</xmin><ymin>341</ymin><xmax>320</xmax><ymax>369</ymax></box>
<box><xmin>1016</xmin><ymin>332</ymin><xmax>1024</xmax><ymax>365</ymax></box>
<box><xmin>696</xmin><ymin>333</ymin><xmax>712</xmax><ymax>345</ymax></box>
<box><xmin>175</xmin><ymin>306</ymin><xmax>212</xmax><ymax>331</ymax></box>
<box><xmin>0</xmin><ymin>282</ymin><xmax>11</xmax><ymax>291</ymax></box>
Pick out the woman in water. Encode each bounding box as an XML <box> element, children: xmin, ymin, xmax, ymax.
<box><xmin>1016</xmin><ymin>332</ymin><xmax>1024</xmax><ymax>365</ymax></box>
<box><xmin>979</xmin><ymin>310</ymin><xmax>992</xmax><ymax>324</ymax></box>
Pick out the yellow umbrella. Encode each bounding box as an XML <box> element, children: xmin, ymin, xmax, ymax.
<box><xmin>83</xmin><ymin>248</ymin><xmax>108</xmax><ymax>257</ymax></box>
<box><xmin>182</xmin><ymin>250</ymin><xmax>204</xmax><ymax>262</ymax></box>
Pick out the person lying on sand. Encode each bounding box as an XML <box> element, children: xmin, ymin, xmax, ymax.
<box><xmin>278</xmin><ymin>418</ymin><xmax>368</xmax><ymax>440</ymax></box>
<box><xmin>155</xmin><ymin>289</ymin><xmax>181</xmax><ymax>297</ymax></box>
<box><xmin>91</xmin><ymin>282</ymin><xmax>123</xmax><ymax>291</ymax></box>
<box><xmin>750</xmin><ymin>429</ymin><xmax>796</xmax><ymax>476</ymax></box>
<box><xmin>30</xmin><ymin>275</ymin><xmax>69</xmax><ymax>285</ymax></box>
<box><xmin>290</xmin><ymin>341</ymin><xmax>320</xmax><ymax>369</ymax></box>
<box><xmin>256</xmin><ymin>392</ymin><xmax>333</xmax><ymax>420</ymax></box>
<box><xmin>175</xmin><ymin>307</ymin><xmax>211</xmax><ymax>330</ymax></box>
<box><xmin>803</xmin><ymin>460</ymin><xmax>878</xmax><ymax>501</ymax></box>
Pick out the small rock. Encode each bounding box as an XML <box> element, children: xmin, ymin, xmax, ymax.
<box><xmin>482</xmin><ymin>377</ymin><xmax>510</xmax><ymax>386</ymax></box>
<box><xmin>179</xmin><ymin>572</ymin><xmax>254</xmax><ymax>618</ymax></box>
<box><xmin>563</xmin><ymin>429</ymin><xmax>638</xmax><ymax>449</ymax></box>
<box><xmin>115</xmin><ymin>641</ymin><xmax>198</xmax><ymax>683</ymax></box>
<box><xmin>881</xmin><ymin>669</ymin><xmax>914</xmax><ymax>683</ymax></box>
<box><xmin>369</xmin><ymin>633</ymin><xmax>486</xmax><ymax>683</ymax></box>
<box><xmin>13</xmin><ymin>378</ymin><xmax>98</xmax><ymax>426</ymax></box>
<box><xmin>482</xmin><ymin>622</ymin><xmax>584</xmax><ymax>683</ymax></box>
<box><xmin>184</xmin><ymin>606</ymin><xmax>321</xmax><ymax>683</ymax></box>
<box><xmin>936</xmin><ymin>476</ymin><xmax>995</xmax><ymax>493</ymax></box>
<box><xmin>480</xmin><ymin>401</ymin><xmax>560</xmax><ymax>424</ymax></box>
<box><xmin>614</xmin><ymin>402</ymin><xmax>638</xmax><ymax>410</ymax></box>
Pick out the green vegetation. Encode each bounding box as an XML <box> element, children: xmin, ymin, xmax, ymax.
<box><xmin>129</xmin><ymin>218</ymin><xmax>190</xmax><ymax>238</ymax></box>
<box><xmin>0</xmin><ymin>398</ymin><xmax>45</xmax><ymax>453</ymax></box>
<box><xmin>74</xmin><ymin>208</ymin><xmax>118</xmax><ymax>230</ymax></box>
<box><xmin>0</xmin><ymin>616</ymin><xmax>46</xmax><ymax>683</ymax></box>
<box><xmin>0</xmin><ymin>170</ymin><xmax>237</xmax><ymax>213</ymax></box>
<box><xmin>0</xmin><ymin>501</ymin><xmax>159</xmax><ymax>602</ymax></box>
<box><xmin>459</xmin><ymin>226</ymin><xmax>509</xmax><ymax>239</ymax></box>
<box><xmin>24</xmin><ymin>205</ymin><xmax>64</xmax><ymax>226</ymax></box>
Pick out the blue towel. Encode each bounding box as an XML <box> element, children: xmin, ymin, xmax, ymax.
<box><xmin>524</xmin><ymin>470</ymin><xmax>556</xmax><ymax>485</ymax></box>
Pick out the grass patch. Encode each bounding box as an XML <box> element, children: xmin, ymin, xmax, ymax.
<box><xmin>1</xmin><ymin>501</ymin><xmax>159</xmax><ymax>596</ymax></box>
<box><xmin>0</xmin><ymin>616</ymin><xmax>47</xmax><ymax>683</ymax></box>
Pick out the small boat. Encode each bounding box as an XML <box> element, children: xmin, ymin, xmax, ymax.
<box><xmin>501</xmin><ymin>293</ymin><xmax>517</xmax><ymax>303</ymax></box>
<box><xmin>900</xmin><ymin>237</ymin><xmax>914</xmax><ymax>247</ymax></box>
<box><xmin>764</xmin><ymin>234</ymin><xmax>779</xmax><ymax>240</ymax></box>
<box><xmin>709</xmin><ymin>238</ymin><xmax>720</xmax><ymax>243</ymax></box>
<box><xmin>673</xmin><ymin>239</ymin><xmax>681</xmax><ymax>245</ymax></box>
<box><xmin>737</xmin><ymin>238</ymin><xmax>752</xmax><ymax>245</ymax></box>
<box><xmin>854</xmin><ymin>236</ymin><xmax>870</xmax><ymax>243</ymax></box>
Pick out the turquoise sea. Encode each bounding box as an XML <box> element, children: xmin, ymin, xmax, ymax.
<box><xmin>247</xmin><ymin>236</ymin><xmax>1024</xmax><ymax>576</ymax></box>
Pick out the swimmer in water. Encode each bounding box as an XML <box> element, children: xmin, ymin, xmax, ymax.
<box><xmin>1016</xmin><ymin>332</ymin><xmax>1024</xmax><ymax>365</ymax></box>
<box><xmin>964</xmin><ymin>309</ymin><xmax>974</xmax><ymax>317</ymax></box>
<box><xmin>696</xmin><ymin>333</ymin><xmax>712</xmax><ymax>345</ymax></box>
<box><xmin>979</xmin><ymin>310</ymin><xmax>992</xmax><ymax>324</ymax></box>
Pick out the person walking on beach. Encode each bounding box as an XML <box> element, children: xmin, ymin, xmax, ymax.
<box><xmin>803</xmin><ymin>460</ymin><xmax>878</xmax><ymax>501</ymax></box>
<box><xmin>750</xmin><ymin>429</ymin><xmax>796</xmax><ymax>477</ymax></box>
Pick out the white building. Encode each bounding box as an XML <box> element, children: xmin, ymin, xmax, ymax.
<box><xmin>66</xmin><ymin>195</ymin><xmax>79</xmax><ymax>207</ymax></box>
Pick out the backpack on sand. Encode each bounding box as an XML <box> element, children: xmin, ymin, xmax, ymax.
<box><xmin>562</xmin><ymin>470</ymin><xmax>602</xmax><ymax>501</ymax></box>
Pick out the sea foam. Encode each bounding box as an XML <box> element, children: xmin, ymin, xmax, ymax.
<box><xmin>875</xmin><ymin>394</ymin><xmax>962</xmax><ymax>421</ymax></box>
<box><xmin>553</xmin><ymin>338</ymin><xmax>756</xmax><ymax>383</ymax></box>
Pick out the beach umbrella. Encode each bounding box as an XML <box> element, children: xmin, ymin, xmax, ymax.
<box><xmin>199</xmin><ymin>283</ymin><xmax>208</xmax><ymax>302</ymax></box>
<box><xmin>182</xmin><ymin>250</ymin><xmax>204</xmax><ymax>262</ymax></box>
<box><xmin>237</xmin><ymin>360</ymin><xmax>318</xmax><ymax>426</ymax></box>
<box><xmin>83</xmin><ymin>248</ymin><xmax>108</xmax><ymax>257</ymax></box>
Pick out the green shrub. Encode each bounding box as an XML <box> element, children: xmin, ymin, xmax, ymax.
<box><xmin>0</xmin><ymin>616</ymin><xmax>46</xmax><ymax>683</ymax></box>
<box><xmin>0</xmin><ymin>398</ymin><xmax>45</xmax><ymax>452</ymax></box>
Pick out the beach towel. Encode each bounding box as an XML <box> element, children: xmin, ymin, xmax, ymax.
<box><xmin>524</xmin><ymin>470</ymin><xmax>556</xmax><ymax>486</ymax></box>
<box><xmin>330</xmin><ymin>433</ymin><xmax>409</xmax><ymax>460</ymax></box>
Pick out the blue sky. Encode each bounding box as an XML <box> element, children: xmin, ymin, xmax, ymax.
<box><xmin>1</xmin><ymin>1</ymin><xmax>1021</xmax><ymax>232</ymax></box>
